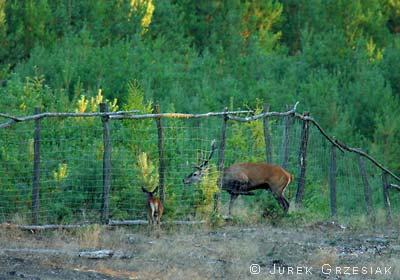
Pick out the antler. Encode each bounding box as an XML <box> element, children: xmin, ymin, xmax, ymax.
<box><xmin>198</xmin><ymin>139</ymin><xmax>217</xmax><ymax>169</ymax></box>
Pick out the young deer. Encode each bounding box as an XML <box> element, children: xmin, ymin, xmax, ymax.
<box><xmin>142</xmin><ymin>186</ymin><xmax>163</xmax><ymax>225</ymax></box>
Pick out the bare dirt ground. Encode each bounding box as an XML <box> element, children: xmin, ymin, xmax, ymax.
<box><xmin>0</xmin><ymin>222</ymin><xmax>399</xmax><ymax>280</ymax></box>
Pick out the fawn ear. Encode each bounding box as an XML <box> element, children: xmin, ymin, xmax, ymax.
<box><xmin>141</xmin><ymin>186</ymin><xmax>148</xmax><ymax>193</ymax></box>
<box><xmin>153</xmin><ymin>186</ymin><xmax>159</xmax><ymax>194</ymax></box>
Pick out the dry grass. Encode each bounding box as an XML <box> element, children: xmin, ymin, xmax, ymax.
<box><xmin>76</xmin><ymin>224</ymin><xmax>102</xmax><ymax>249</ymax></box>
<box><xmin>0</xmin><ymin>221</ymin><xmax>399</xmax><ymax>279</ymax></box>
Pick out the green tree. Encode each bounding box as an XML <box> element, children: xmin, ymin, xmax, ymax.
<box><xmin>3</xmin><ymin>0</ymin><xmax>54</xmax><ymax>64</ymax></box>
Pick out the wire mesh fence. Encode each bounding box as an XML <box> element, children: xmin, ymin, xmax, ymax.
<box><xmin>0</xmin><ymin>103</ymin><xmax>399</xmax><ymax>226</ymax></box>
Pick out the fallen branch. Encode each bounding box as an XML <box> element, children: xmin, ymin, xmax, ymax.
<box><xmin>78</xmin><ymin>250</ymin><xmax>113</xmax><ymax>259</ymax></box>
<box><xmin>0</xmin><ymin>247</ymin><xmax>132</xmax><ymax>260</ymax></box>
<box><xmin>107</xmin><ymin>219</ymin><xmax>206</xmax><ymax>226</ymax></box>
<box><xmin>0</xmin><ymin>223</ymin><xmax>88</xmax><ymax>231</ymax></box>
<box><xmin>108</xmin><ymin>219</ymin><xmax>148</xmax><ymax>225</ymax></box>
<box><xmin>0</xmin><ymin>220</ymin><xmax>207</xmax><ymax>230</ymax></box>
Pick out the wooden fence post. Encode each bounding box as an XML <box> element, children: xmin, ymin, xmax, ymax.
<box><xmin>358</xmin><ymin>156</ymin><xmax>373</xmax><ymax>218</ymax></box>
<box><xmin>282</xmin><ymin>105</ymin><xmax>293</xmax><ymax>169</ymax></box>
<box><xmin>295</xmin><ymin>112</ymin><xmax>310</xmax><ymax>208</ymax></box>
<box><xmin>32</xmin><ymin>107</ymin><xmax>41</xmax><ymax>225</ymax></box>
<box><xmin>214</xmin><ymin>108</ymin><xmax>228</xmax><ymax>213</ymax></box>
<box><xmin>100</xmin><ymin>103</ymin><xmax>111</xmax><ymax>224</ymax></box>
<box><xmin>154</xmin><ymin>104</ymin><xmax>165</xmax><ymax>203</ymax></box>
<box><xmin>329</xmin><ymin>143</ymin><xmax>337</xmax><ymax>219</ymax></box>
<box><xmin>381</xmin><ymin>171</ymin><xmax>392</xmax><ymax>224</ymax></box>
<box><xmin>263</xmin><ymin>104</ymin><xmax>273</xmax><ymax>163</ymax></box>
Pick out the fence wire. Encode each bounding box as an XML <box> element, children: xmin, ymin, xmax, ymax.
<box><xmin>0</xmin><ymin>109</ymin><xmax>398</xmax><ymax>225</ymax></box>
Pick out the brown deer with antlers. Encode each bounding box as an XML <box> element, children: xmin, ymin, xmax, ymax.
<box><xmin>182</xmin><ymin>141</ymin><xmax>294</xmax><ymax>215</ymax></box>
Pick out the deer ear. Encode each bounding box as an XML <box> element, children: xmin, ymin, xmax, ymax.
<box><xmin>141</xmin><ymin>186</ymin><xmax>147</xmax><ymax>193</ymax></box>
<box><xmin>153</xmin><ymin>186</ymin><xmax>159</xmax><ymax>194</ymax></box>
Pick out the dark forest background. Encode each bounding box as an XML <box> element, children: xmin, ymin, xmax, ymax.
<box><xmin>1</xmin><ymin>1</ymin><xmax>399</xmax><ymax>171</ymax></box>
<box><xmin>1</xmin><ymin>1</ymin><xmax>400</xmax><ymax>224</ymax></box>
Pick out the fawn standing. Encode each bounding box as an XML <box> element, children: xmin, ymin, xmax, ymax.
<box><xmin>142</xmin><ymin>186</ymin><xmax>163</xmax><ymax>225</ymax></box>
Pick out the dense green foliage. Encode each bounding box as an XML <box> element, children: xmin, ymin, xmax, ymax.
<box><xmin>1</xmin><ymin>0</ymin><xmax>400</xmax><ymax>224</ymax></box>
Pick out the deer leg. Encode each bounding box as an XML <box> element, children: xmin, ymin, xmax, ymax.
<box><xmin>229</xmin><ymin>193</ymin><xmax>239</xmax><ymax>216</ymax></box>
<box><xmin>283</xmin><ymin>197</ymin><xmax>290</xmax><ymax>212</ymax></box>
<box><xmin>158</xmin><ymin>206</ymin><xmax>163</xmax><ymax>225</ymax></box>
<box><xmin>151</xmin><ymin>208</ymin><xmax>156</xmax><ymax>224</ymax></box>
<box><xmin>276</xmin><ymin>195</ymin><xmax>290</xmax><ymax>212</ymax></box>
<box><xmin>157</xmin><ymin>211</ymin><xmax>161</xmax><ymax>225</ymax></box>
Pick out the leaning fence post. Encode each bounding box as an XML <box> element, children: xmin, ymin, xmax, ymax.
<box><xmin>358</xmin><ymin>156</ymin><xmax>373</xmax><ymax>218</ymax></box>
<box><xmin>263</xmin><ymin>104</ymin><xmax>273</xmax><ymax>163</ymax></box>
<box><xmin>329</xmin><ymin>143</ymin><xmax>337</xmax><ymax>219</ymax></box>
<box><xmin>32</xmin><ymin>107</ymin><xmax>41</xmax><ymax>225</ymax></box>
<box><xmin>100</xmin><ymin>103</ymin><xmax>111</xmax><ymax>224</ymax></box>
<box><xmin>154</xmin><ymin>104</ymin><xmax>165</xmax><ymax>203</ymax></box>
<box><xmin>381</xmin><ymin>171</ymin><xmax>392</xmax><ymax>224</ymax></box>
<box><xmin>214</xmin><ymin>108</ymin><xmax>228</xmax><ymax>213</ymax></box>
<box><xmin>282</xmin><ymin>105</ymin><xmax>293</xmax><ymax>169</ymax></box>
<box><xmin>295</xmin><ymin>112</ymin><xmax>310</xmax><ymax>208</ymax></box>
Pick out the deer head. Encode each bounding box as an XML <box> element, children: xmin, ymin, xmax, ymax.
<box><xmin>182</xmin><ymin>140</ymin><xmax>217</xmax><ymax>185</ymax></box>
